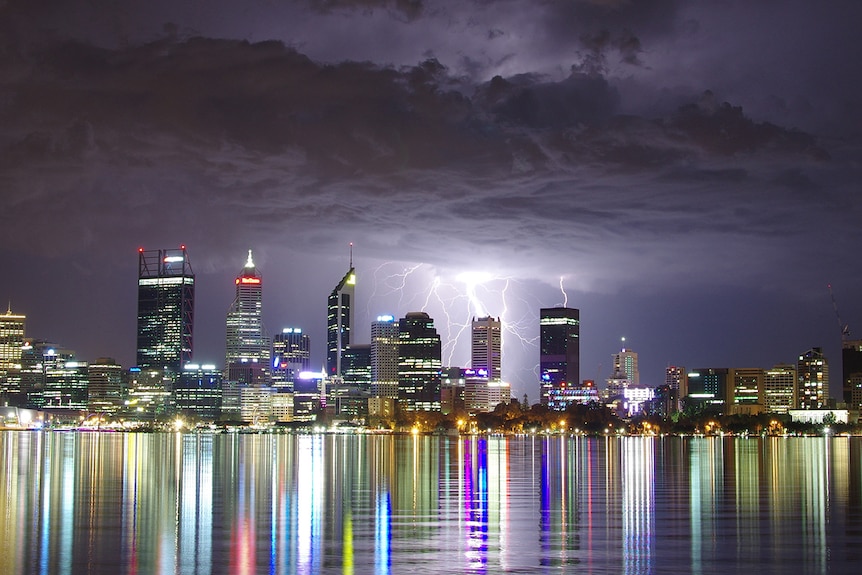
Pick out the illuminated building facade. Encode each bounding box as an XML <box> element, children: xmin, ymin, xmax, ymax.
<box><xmin>730</xmin><ymin>368</ymin><xmax>764</xmax><ymax>407</ymax></box>
<box><xmin>136</xmin><ymin>246</ymin><xmax>194</xmax><ymax>378</ymax></box>
<box><xmin>471</xmin><ymin>316</ymin><xmax>501</xmax><ymax>381</ymax></box>
<box><xmin>43</xmin><ymin>356</ymin><xmax>89</xmax><ymax>410</ymax></box>
<box><xmin>764</xmin><ymin>363</ymin><xmax>797</xmax><ymax>414</ymax></box>
<box><xmin>463</xmin><ymin>369</ymin><xmax>511</xmax><ymax>413</ymax></box>
<box><xmin>0</xmin><ymin>305</ymin><xmax>25</xmax><ymax>398</ymax></box>
<box><xmin>271</xmin><ymin>327</ymin><xmax>310</xmax><ymax>392</ymax></box>
<box><xmin>17</xmin><ymin>340</ymin><xmax>70</xmax><ymax>408</ymax></box>
<box><xmin>342</xmin><ymin>344</ymin><xmax>371</xmax><ymax>386</ymax></box>
<box><xmin>371</xmin><ymin>316</ymin><xmax>399</xmax><ymax>398</ymax></box>
<box><xmin>225</xmin><ymin>250</ymin><xmax>269</xmax><ymax>370</ymax></box>
<box><xmin>327</xmin><ymin>262</ymin><xmax>356</xmax><ymax>376</ymax></box>
<box><xmin>398</xmin><ymin>312</ymin><xmax>442</xmax><ymax>411</ymax></box>
<box><xmin>613</xmin><ymin>342</ymin><xmax>640</xmax><ymax>385</ymax></box>
<box><xmin>665</xmin><ymin>366</ymin><xmax>686</xmax><ymax>412</ymax></box>
<box><xmin>539</xmin><ymin>307</ymin><xmax>580</xmax><ymax>408</ymax></box>
<box><xmin>176</xmin><ymin>363</ymin><xmax>222</xmax><ymax>421</ymax></box>
<box><xmin>685</xmin><ymin>368</ymin><xmax>729</xmax><ymax>411</ymax></box>
<box><xmin>798</xmin><ymin>347</ymin><xmax>829</xmax><ymax>409</ymax></box>
<box><xmin>87</xmin><ymin>358</ymin><xmax>125</xmax><ymax>414</ymax></box>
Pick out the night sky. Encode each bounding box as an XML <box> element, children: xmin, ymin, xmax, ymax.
<box><xmin>2</xmin><ymin>0</ymin><xmax>860</xmax><ymax>401</ymax></box>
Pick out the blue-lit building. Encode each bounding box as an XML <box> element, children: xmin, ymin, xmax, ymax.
<box><xmin>540</xmin><ymin>307</ymin><xmax>580</xmax><ymax>408</ymax></box>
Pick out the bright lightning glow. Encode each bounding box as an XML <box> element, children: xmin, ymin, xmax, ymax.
<box><xmin>456</xmin><ymin>271</ymin><xmax>491</xmax><ymax>317</ymax></box>
<box><xmin>559</xmin><ymin>276</ymin><xmax>569</xmax><ymax>307</ymax></box>
<box><xmin>367</xmin><ymin>262</ymin><xmax>541</xmax><ymax>375</ymax></box>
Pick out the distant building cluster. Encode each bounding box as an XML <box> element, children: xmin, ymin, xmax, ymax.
<box><xmin>2</xmin><ymin>246</ymin><xmax>861</xmax><ymax>428</ymax></box>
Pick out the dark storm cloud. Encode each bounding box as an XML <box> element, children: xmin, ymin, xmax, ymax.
<box><xmin>1</xmin><ymin>1</ymin><xmax>860</xmax><ymax>393</ymax></box>
<box><xmin>0</xmin><ymin>35</ymin><xmax>838</xmax><ymax>284</ymax></box>
<box><xmin>307</xmin><ymin>0</ymin><xmax>424</xmax><ymax>21</ymax></box>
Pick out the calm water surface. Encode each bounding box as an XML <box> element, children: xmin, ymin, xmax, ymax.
<box><xmin>1</xmin><ymin>432</ymin><xmax>861</xmax><ymax>574</ymax></box>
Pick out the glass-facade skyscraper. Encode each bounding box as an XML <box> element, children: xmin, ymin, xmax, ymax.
<box><xmin>398</xmin><ymin>312</ymin><xmax>441</xmax><ymax>411</ymax></box>
<box><xmin>327</xmin><ymin>261</ymin><xmax>355</xmax><ymax>377</ymax></box>
<box><xmin>539</xmin><ymin>307</ymin><xmax>579</xmax><ymax>407</ymax></box>
<box><xmin>225</xmin><ymin>250</ymin><xmax>269</xmax><ymax>368</ymax></box>
<box><xmin>136</xmin><ymin>246</ymin><xmax>195</xmax><ymax>377</ymax></box>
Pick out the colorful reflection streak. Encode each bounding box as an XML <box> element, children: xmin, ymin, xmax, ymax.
<box><xmin>1</xmin><ymin>432</ymin><xmax>862</xmax><ymax>574</ymax></box>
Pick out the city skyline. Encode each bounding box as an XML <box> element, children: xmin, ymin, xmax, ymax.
<box><xmin>1</xmin><ymin>1</ymin><xmax>861</xmax><ymax>399</ymax></box>
<box><xmin>1</xmin><ymin>245</ymin><xmax>859</xmax><ymax>402</ymax></box>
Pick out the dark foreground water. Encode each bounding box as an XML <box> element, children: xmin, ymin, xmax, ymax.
<box><xmin>1</xmin><ymin>432</ymin><xmax>861</xmax><ymax>575</ymax></box>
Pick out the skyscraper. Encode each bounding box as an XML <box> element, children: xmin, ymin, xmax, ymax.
<box><xmin>798</xmin><ymin>347</ymin><xmax>828</xmax><ymax>409</ymax></box>
<box><xmin>271</xmin><ymin>327</ymin><xmax>310</xmax><ymax>391</ymax></box>
<box><xmin>371</xmin><ymin>315</ymin><xmax>399</xmax><ymax>398</ymax></box>
<box><xmin>327</xmin><ymin>255</ymin><xmax>355</xmax><ymax>377</ymax></box>
<box><xmin>539</xmin><ymin>307</ymin><xmax>579</xmax><ymax>407</ymax></box>
<box><xmin>398</xmin><ymin>312</ymin><xmax>442</xmax><ymax>411</ymax></box>
<box><xmin>225</xmin><ymin>250</ymin><xmax>270</xmax><ymax>368</ymax></box>
<box><xmin>764</xmin><ymin>364</ymin><xmax>796</xmax><ymax>414</ymax></box>
<box><xmin>471</xmin><ymin>316</ymin><xmax>501</xmax><ymax>380</ymax></box>
<box><xmin>0</xmin><ymin>304</ymin><xmax>25</xmax><ymax>398</ymax></box>
<box><xmin>612</xmin><ymin>340</ymin><xmax>639</xmax><ymax>384</ymax></box>
<box><xmin>136</xmin><ymin>246</ymin><xmax>194</xmax><ymax>377</ymax></box>
<box><xmin>664</xmin><ymin>366</ymin><xmax>686</xmax><ymax>412</ymax></box>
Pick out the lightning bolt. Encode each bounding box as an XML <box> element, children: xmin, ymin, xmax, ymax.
<box><xmin>365</xmin><ymin>262</ymin><xmax>543</xmax><ymax>391</ymax></box>
<box><xmin>559</xmin><ymin>276</ymin><xmax>569</xmax><ymax>307</ymax></box>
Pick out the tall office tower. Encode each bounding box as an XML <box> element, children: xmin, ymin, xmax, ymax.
<box><xmin>0</xmin><ymin>304</ymin><xmax>26</xmax><ymax>397</ymax></box>
<box><xmin>539</xmin><ymin>307</ymin><xmax>580</xmax><ymax>407</ymax></box>
<box><xmin>225</xmin><ymin>250</ymin><xmax>270</xmax><ymax>369</ymax></box>
<box><xmin>613</xmin><ymin>340</ymin><xmax>640</xmax><ymax>384</ymax></box>
<box><xmin>88</xmin><ymin>358</ymin><xmax>125</xmax><ymax>414</ymax></box>
<box><xmin>398</xmin><ymin>312</ymin><xmax>442</xmax><ymax>411</ymax></box>
<box><xmin>342</xmin><ymin>344</ymin><xmax>371</xmax><ymax>386</ymax></box>
<box><xmin>371</xmin><ymin>315</ymin><xmax>399</xmax><ymax>398</ymax></box>
<box><xmin>271</xmin><ymin>328</ymin><xmax>311</xmax><ymax>391</ymax></box>
<box><xmin>471</xmin><ymin>316</ymin><xmax>502</xmax><ymax>380</ymax></box>
<box><xmin>729</xmin><ymin>368</ymin><xmax>764</xmax><ymax>411</ymax></box>
<box><xmin>764</xmin><ymin>364</ymin><xmax>797</xmax><ymax>414</ymax></box>
<box><xmin>798</xmin><ymin>347</ymin><xmax>829</xmax><ymax>409</ymax></box>
<box><xmin>176</xmin><ymin>363</ymin><xmax>223</xmax><ymax>421</ymax></box>
<box><xmin>136</xmin><ymin>246</ymin><xmax>195</xmax><ymax>378</ymax></box>
<box><xmin>327</xmin><ymin>256</ymin><xmax>356</xmax><ymax>377</ymax></box>
<box><xmin>841</xmin><ymin>340</ymin><xmax>862</xmax><ymax>407</ymax></box>
<box><xmin>665</xmin><ymin>366</ymin><xmax>686</xmax><ymax>412</ymax></box>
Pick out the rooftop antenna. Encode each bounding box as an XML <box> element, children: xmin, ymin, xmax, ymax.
<box><xmin>349</xmin><ymin>242</ymin><xmax>353</xmax><ymax>268</ymax></box>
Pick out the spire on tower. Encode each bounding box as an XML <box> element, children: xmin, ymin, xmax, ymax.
<box><xmin>245</xmin><ymin>249</ymin><xmax>255</xmax><ymax>269</ymax></box>
<box><xmin>349</xmin><ymin>242</ymin><xmax>353</xmax><ymax>269</ymax></box>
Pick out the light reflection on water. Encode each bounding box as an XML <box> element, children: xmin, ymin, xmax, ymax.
<box><xmin>1</xmin><ymin>432</ymin><xmax>862</xmax><ymax>574</ymax></box>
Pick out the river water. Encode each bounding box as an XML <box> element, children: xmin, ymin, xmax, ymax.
<box><xmin>1</xmin><ymin>432</ymin><xmax>861</xmax><ymax>574</ymax></box>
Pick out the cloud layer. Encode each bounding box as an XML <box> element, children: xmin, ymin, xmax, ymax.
<box><xmin>1</xmin><ymin>1</ymin><xmax>860</xmax><ymax>395</ymax></box>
